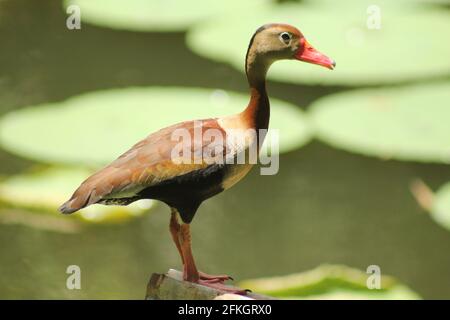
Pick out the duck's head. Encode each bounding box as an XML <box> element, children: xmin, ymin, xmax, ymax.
<box><xmin>246</xmin><ymin>23</ymin><xmax>335</xmax><ymax>73</ymax></box>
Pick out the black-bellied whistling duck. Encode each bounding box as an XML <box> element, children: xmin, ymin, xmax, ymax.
<box><xmin>60</xmin><ymin>23</ymin><xmax>334</xmax><ymax>293</ymax></box>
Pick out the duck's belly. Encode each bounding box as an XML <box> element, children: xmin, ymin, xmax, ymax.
<box><xmin>141</xmin><ymin>162</ymin><xmax>253</xmax><ymax>203</ymax></box>
<box><xmin>133</xmin><ymin>162</ymin><xmax>253</xmax><ymax>223</ymax></box>
<box><xmin>221</xmin><ymin>163</ymin><xmax>254</xmax><ymax>190</ymax></box>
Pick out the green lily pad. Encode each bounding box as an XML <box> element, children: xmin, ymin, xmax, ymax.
<box><xmin>64</xmin><ymin>0</ymin><xmax>268</xmax><ymax>32</ymax></box>
<box><xmin>314</xmin><ymin>0</ymin><xmax>449</xmax><ymax>9</ymax></box>
<box><xmin>240</xmin><ymin>264</ymin><xmax>420</xmax><ymax>299</ymax></box>
<box><xmin>432</xmin><ymin>182</ymin><xmax>450</xmax><ymax>231</ymax></box>
<box><xmin>187</xmin><ymin>2</ymin><xmax>450</xmax><ymax>85</ymax></box>
<box><xmin>309</xmin><ymin>82</ymin><xmax>450</xmax><ymax>164</ymax></box>
<box><xmin>0</xmin><ymin>167</ymin><xmax>154</xmax><ymax>223</ymax></box>
<box><xmin>0</xmin><ymin>87</ymin><xmax>311</xmax><ymax>166</ymax></box>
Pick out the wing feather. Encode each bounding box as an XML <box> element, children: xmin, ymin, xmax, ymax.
<box><xmin>59</xmin><ymin>119</ymin><xmax>228</xmax><ymax>213</ymax></box>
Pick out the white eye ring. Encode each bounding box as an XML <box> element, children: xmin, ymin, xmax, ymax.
<box><xmin>279</xmin><ymin>32</ymin><xmax>291</xmax><ymax>45</ymax></box>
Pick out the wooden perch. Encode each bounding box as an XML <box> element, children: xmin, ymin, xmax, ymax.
<box><xmin>146</xmin><ymin>269</ymin><xmax>276</xmax><ymax>300</ymax></box>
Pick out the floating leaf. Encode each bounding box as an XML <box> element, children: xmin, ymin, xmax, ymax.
<box><xmin>0</xmin><ymin>208</ymin><xmax>83</xmax><ymax>234</ymax></box>
<box><xmin>309</xmin><ymin>82</ymin><xmax>450</xmax><ymax>164</ymax></box>
<box><xmin>240</xmin><ymin>264</ymin><xmax>420</xmax><ymax>299</ymax></box>
<box><xmin>432</xmin><ymin>182</ymin><xmax>450</xmax><ymax>231</ymax></box>
<box><xmin>64</xmin><ymin>0</ymin><xmax>268</xmax><ymax>32</ymax></box>
<box><xmin>0</xmin><ymin>167</ymin><xmax>154</xmax><ymax>223</ymax></box>
<box><xmin>313</xmin><ymin>0</ymin><xmax>448</xmax><ymax>9</ymax></box>
<box><xmin>0</xmin><ymin>87</ymin><xmax>311</xmax><ymax>166</ymax></box>
<box><xmin>187</xmin><ymin>2</ymin><xmax>450</xmax><ymax>85</ymax></box>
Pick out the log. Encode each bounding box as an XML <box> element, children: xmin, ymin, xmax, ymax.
<box><xmin>146</xmin><ymin>269</ymin><xmax>276</xmax><ymax>300</ymax></box>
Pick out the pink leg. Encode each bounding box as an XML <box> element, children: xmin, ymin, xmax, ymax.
<box><xmin>170</xmin><ymin>209</ymin><xmax>233</xmax><ymax>283</ymax></box>
<box><xmin>176</xmin><ymin>221</ymin><xmax>246</xmax><ymax>295</ymax></box>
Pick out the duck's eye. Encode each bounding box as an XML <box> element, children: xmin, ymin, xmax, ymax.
<box><xmin>279</xmin><ymin>32</ymin><xmax>291</xmax><ymax>45</ymax></box>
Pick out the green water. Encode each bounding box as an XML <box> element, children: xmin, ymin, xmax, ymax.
<box><xmin>0</xmin><ymin>0</ymin><xmax>449</xmax><ymax>299</ymax></box>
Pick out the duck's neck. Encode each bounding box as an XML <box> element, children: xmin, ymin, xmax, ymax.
<box><xmin>241</xmin><ymin>55</ymin><xmax>270</xmax><ymax>130</ymax></box>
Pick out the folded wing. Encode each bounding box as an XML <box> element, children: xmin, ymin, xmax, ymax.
<box><xmin>59</xmin><ymin>118</ymin><xmax>228</xmax><ymax>214</ymax></box>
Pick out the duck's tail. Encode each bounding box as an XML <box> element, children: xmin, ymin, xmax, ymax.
<box><xmin>59</xmin><ymin>185</ymin><xmax>99</xmax><ymax>214</ymax></box>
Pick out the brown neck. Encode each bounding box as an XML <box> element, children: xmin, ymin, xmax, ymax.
<box><xmin>241</xmin><ymin>53</ymin><xmax>270</xmax><ymax>130</ymax></box>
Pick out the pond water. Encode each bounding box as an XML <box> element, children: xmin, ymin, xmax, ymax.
<box><xmin>0</xmin><ymin>0</ymin><xmax>449</xmax><ymax>299</ymax></box>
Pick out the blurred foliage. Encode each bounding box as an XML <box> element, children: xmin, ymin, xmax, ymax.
<box><xmin>187</xmin><ymin>1</ymin><xmax>450</xmax><ymax>85</ymax></box>
<box><xmin>0</xmin><ymin>207</ymin><xmax>83</xmax><ymax>234</ymax></box>
<box><xmin>0</xmin><ymin>0</ymin><xmax>448</xmax><ymax>299</ymax></box>
<box><xmin>432</xmin><ymin>182</ymin><xmax>450</xmax><ymax>231</ymax></box>
<box><xmin>313</xmin><ymin>0</ymin><xmax>450</xmax><ymax>9</ymax></box>
<box><xmin>0</xmin><ymin>167</ymin><xmax>153</xmax><ymax>223</ymax></box>
<box><xmin>240</xmin><ymin>264</ymin><xmax>420</xmax><ymax>299</ymax></box>
<box><xmin>0</xmin><ymin>87</ymin><xmax>312</xmax><ymax>166</ymax></box>
<box><xmin>64</xmin><ymin>0</ymin><xmax>269</xmax><ymax>32</ymax></box>
<box><xmin>309</xmin><ymin>82</ymin><xmax>450</xmax><ymax>164</ymax></box>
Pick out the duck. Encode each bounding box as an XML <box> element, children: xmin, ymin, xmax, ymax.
<box><xmin>59</xmin><ymin>23</ymin><xmax>335</xmax><ymax>294</ymax></box>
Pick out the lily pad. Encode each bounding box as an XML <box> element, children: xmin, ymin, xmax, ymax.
<box><xmin>187</xmin><ymin>2</ymin><xmax>450</xmax><ymax>85</ymax></box>
<box><xmin>64</xmin><ymin>0</ymin><xmax>268</xmax><ymax>32</ymax></box>
<box><xmin>0</xmin><ymin>87</ymin><xmax>312</xmax><ymax>166</ymax></box>
<box><xmin>0</xmin><ymin>167</ymin><xmax>154</xmax><ymax>223</ymax></box>
<box><xmin>313</xmin><ymin>0</ymin><xmax>449</xmax><ymax>9</ymax></box>
<box><xmin>239</xmin><ymin>264</ymin><xmax>420</xmax><ymax>299</ymax></box>
<box><xmin>432</xmin><ymin>182</ymin><xmax>450</xmax><ymax>231</ymax></box>
<box><xmin>309</xmin><ymin>82</ymin><xmax>450</xmax><ymax>164</ymax></box>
